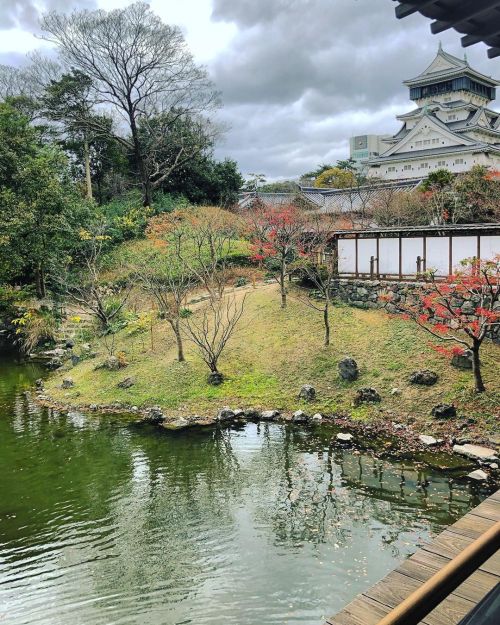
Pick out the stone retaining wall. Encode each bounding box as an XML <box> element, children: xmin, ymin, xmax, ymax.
<box><xmin>330</xmin><ymin>278</ymin><xmax>499</xmax><ymax>342</ymax></box>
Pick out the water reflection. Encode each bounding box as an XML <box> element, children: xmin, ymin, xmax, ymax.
<box><xmin>0</xmin><ymin>356</ymin><xmax>487</xmax><ymax>625</ymax></box>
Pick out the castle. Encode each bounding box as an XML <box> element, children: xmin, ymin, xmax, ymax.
<box><xmin>359</xmin><ymin>45</ymin><xmax>500</xmax><ymax>180</ymax></box>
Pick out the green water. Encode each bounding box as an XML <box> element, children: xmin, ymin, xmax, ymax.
<box><xmin>0</xmin><ymin>354</ymin><xmax>486</xmax><ymax>625</ymax></box>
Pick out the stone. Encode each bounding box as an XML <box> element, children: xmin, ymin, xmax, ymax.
<box><xmin>144</xmin><ymin>407</ymin><xmax>165</xmax><ymax>425</ymax></box>
<box><xmin>298</xmin><ymin>385</ymin><xmax>316</xmax><ymax>401</ymax></box>
<box><xmin>117</xmin><ymin>377</ymin><xmax>135</xmax><ymax>389</ymax></box>
<box><xmin>451</xmin><ymin>350</ymin><xmax>473</xmax><ymax>370</ymax></box>
<box><xmin>243</xmin><ymin>408</ymin><xmax>260</xmax><ymax>419</ymax></box>
<box><xmin>217</xmin><ymin>407</ymin><xmax>236</xmax><ymax>422</ymax></box>
<box><xmin>354</xmin><ymin>387</ymin><xmax>381</xmax><ymax>406</ymax></box>
<box><xmin>490</xmin><ymin>463</ymin><xmax>498</xmax><ymax>470</ymax></box>
<box><xmin>65</xmin><ymin>340</ymin><xmax>75</xmax><ymax>349</ymax></box>
<box><xmin>431</xmin><ymin>404</ymin><xmax>456</xmax><ymax>419</ymax></box>
<box><xmin>292</xmin><ymin>410</ymin><xmax>309</xmax><ymax>424</ymax></box>
<box><xmin>337</xmin><ymin>433</ymin><xmax>353</xmax><ymax>443</ymax></box>
<box><xmin>409</xmin><ymin>370</ymin><xmax>439</xmax><ymax>386</ymax></box>
<box><xmin>467</xmin><ymin>469</ymin><xmax>488</xmax><ymax>482</ymax></box>
<box><xmin>391</xmin><ymin>388</ymin><xmax>401</xmax><ymax>396</ymax></box>
<box><xmin>35</xmin><ymin>378</ymin><xmax>44</xmax><ymax>390</ymax></box>
<box><xmin>419</xmin><ymin>434</ymin><xmax>438</xmax><ymax>446</ymax></box>
<box><xmin>164</xmin><ymin>417</ymin><xmax>190</xmax><ymax>431</ymax></box>
<box><xmin>233</xmin><ymin>409</ymin><xmax>245</xmax><ymax>418</ymax></box>
<box><xmin>61</xmin><ymin>377</ymin><xmax>74</xmax><ymax>389</ymax></box>
<box><xmin>71</xmin><ymin>354</ymin><xmax>81</xmax><ymax>367</ymax></box>
<box><xmin>207</xmin><ymin>371</ymin><xmax>224</xmax><ymax>386</ymax></box>
<box><xmin>104</xmin><ymin>356</ymin><xmax>120</xmax><ymax>371</ymax></box>
<box><xmin>89</xmin><ymin>404</ymin><xmax>98</xmax><ymax>411</ymax></box>
<box><xmin>260</xmin><ymin>410</ymin><xmax>279</xmax><ymax>421</ymax></box>
<box><xmin>338</xmin><ymin>357</ymin><xmax>359</xmax><ymax>381</ymax></box>
<box><xmin>453</xmin><ymin>444</ymin><xmax>499</xmax><ymax>462</ymax></box>
<box><xmin>311</xmin><ymin>413</ymin><xmax>323</xmax><ymax>422</ymax></box>
<box><xmin>46</xmin><ymin>357</ymin><xmax>63</xmax><ymax>370</ymax></box>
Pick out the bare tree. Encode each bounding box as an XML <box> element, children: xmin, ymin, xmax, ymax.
<box><xmin>134</xmin><ymin>239</ymin><xmax>194</xmax><ymax>362</ymax></box>
<box><xmin>294</xmin><ymin>213</ymin><xmax>337</xmax><ymax>346</ymax></box>
<box><xmin>41</xmin><ymin>2</ymin><xmax>220</xmax><ymax>207</ymax></box>
<box><xmin>183</xmin><ymin>292</ymin><xmax>247</xmax><ymax>384</ymax></box>
<box><xmin>68</xmin><ymin>226</ymin><xmax>130</xmax><ymax>333</ymax></box>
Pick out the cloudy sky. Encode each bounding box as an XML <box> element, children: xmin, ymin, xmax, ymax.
<box><xmin>1</xmin><ymin>0</ymin><xmax>497</xmax><ymax>180</ymax></box>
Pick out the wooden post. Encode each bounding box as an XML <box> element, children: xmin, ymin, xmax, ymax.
<box><xmin>355</xmin><ymin>235</ymin><xmax>359</xmax><ymax>278</ymax></box>
<box><xmin>370</xmin><ymin>256</ymin><xmax>375</xmax><ymax>279</ymax></box>
<box><xmin>448</xmin><ymin>235</ymin><xmax>453</xmax><ymax>276</ymax></box>
<box><xmin>376</xmin><ymin>234</ymin><xmax>380</xmax><ymax>278</ymax></box>
<box><xmin>477</xmin><ymin>234</ymin><xmax>481</xmax><ymax>262</ymax></box>
<box><xmin>422</xmin><ymin>235</ymin><xmax>427</xmax><ymax>272</ymax></box>
<box><xmin>398</xmin><ymin>235</ymin><xmax>402</xmax><ymax>280</ymax></box>
<box><xmin>375</xmin><ymin>521</ymin><xmax>500</xmax><ymax>625</ymax></box>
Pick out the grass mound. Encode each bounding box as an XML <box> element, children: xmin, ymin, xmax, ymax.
<box><xmin>46</xmin><ymin>284</ymin><xmax>499</xmax><ymax>433</ymax></box>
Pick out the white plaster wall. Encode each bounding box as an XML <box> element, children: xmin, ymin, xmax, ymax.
<box><xmin>378</xmin><ymin>238</ymin><xmax>400</xmax><ymax>274</ymax></box>
<box><xmin>426</xmin><ymin>237</ymin><xmax>450</xmax><ymax>275</ymax></box>
<box><xmin>402</xmin><ymin>238</ymin><xmax>424</xmax><ymax>275</ymax></box>
<box><xmin>480</xmin><ymin>235</ymin><xmax>500</xmax><ymax>261</ymax></box>
<box><xmin>452</xmin><ymin>236</ymin><xmax>478</xmax><ymax>269</ymax></box>
<box><xmin>357</xmin><ymin>238</ymin><xmax>377</xmax><ymax>273</ymax></box>
<box><xmin>338</xmin><ymin>239</ymin><xmax>356</xmax><ymax>273</ymax></box>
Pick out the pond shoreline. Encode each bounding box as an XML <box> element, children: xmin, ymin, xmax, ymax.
<box><xmin>32</xmin><ymin>382</ymin><xmax>500</xmax><ymax>487</ymax></box>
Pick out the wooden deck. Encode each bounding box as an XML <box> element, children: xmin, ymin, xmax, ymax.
<box><xmin>326</xmin><ymin>489</ymin><xmax>500</xmax><ymax>625</ymax></box>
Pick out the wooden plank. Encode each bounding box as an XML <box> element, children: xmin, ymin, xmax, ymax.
<box><xmin>362</xmin><ymin>570</ymin><xmax>475</xmax><ymax>625</ymax></box>
<box><xmin>396</xmin><ymin>558</ymin><xmax>499</xmax><ymax>604</ymax></box>
<box><xmin>326</xmin><ymin>490</ymin><xmax>500</xmax><ymax>625</ymax></box>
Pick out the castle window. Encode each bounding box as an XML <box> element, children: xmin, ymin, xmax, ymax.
<box><xmin>438</xmin><ymin>160</ymin><xmax>446</xmax><ymax>167</ymax></box>
<box><xmin>423</xmin><ymin>139</ymin><xmax>431</xmax><ymax>145</ymax></box>
<box><xmin>454</xmin><ymin>158</ymin><xmax>464</xmax><ymax>165</ymax></box>
<box><xmin>432</xmin><ymin>138</ymin><xmax>439</xmax><ymax>144</ymax></box>
<box><xmin>416</xmin><ymin>140</ymin><xmax>422</xmax><ymax>147</ymax></box>
<box><xmin>448</xmin><ymin>114</ymin><xmax>457</xmax><ymax>121</ymax></box>
<box><xmin>388</xmin><ymin>166</ymin><xmax>396</xmax><ymax>172</ymax></box>
<box><xmin>404</xmin><ymin>165</ymin><xmax>412</xmax><ymax>171</ymax></box>
<box><xmin>420</xmin><ymin>162</ymin><xmax>429</xmax><ymax>169</ymax></box>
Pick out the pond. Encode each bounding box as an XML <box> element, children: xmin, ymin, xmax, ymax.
<box><xmin>0</xmin><ymin>353</ymin><xmax>487</xmax><ymax>625</ymax></box>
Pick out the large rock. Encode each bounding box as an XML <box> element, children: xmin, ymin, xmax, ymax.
<box><xmin>104</xmin><ymin>356</ymin><xmax>121</xmax><ymax>371</ymax></box>
<box><xmin>207</xmin><ymin>371</ymin><xmax>224</xmax><ymax>386</ymax></box>
<box><xmin>431</xmin><ymin>404</ymin><xmax>456</xmax><ymax>419</ymax></box>
<box><xmin>61</xmin><ymin>377</ymin><xmax>74</xmax><ymax>389</ymax></box>
<box><xmin>143</xmin><ymin>407</ymin><xmax>165</xmax><ymax>425</ymax></box>
<box><xmin>298</xmin><ymin>385</ymin><xmax>316</xmax><ymax>401</ymax></box>
<box><xmin>217</xmin><ymin>407</ymin><xmax>236</xmax><ymax>422</ymax></box>
<box><xmin>453</xmin><ymin>444</ymin><xmax>499</xmax><ymax>462</ymax></box>
<box><xmin>45</xmin><ymin>357</ymin><xmax>63</xmax><ymax>370</ymax></box>
<box><xmin>164</xmin><ymin>417</ymin><xmax>190</xmax><ymax>431</ymax></box>
<box><xmin>337</xmin><ymin>432</ymin><xmax>353</xmax><ymax>443</ymax></box>
<box><xmin>354</xmin><ymin>387</ymin><xmax>381</xmax><ymax>406</ymax></box>
<box><xmin>292</xmin><ymin>410</ymin><xmax>309</xmax><ymax>424</ymax></box>
<box><xmin>338</xmin><ymin>357</ymin><xmax>359</xmax><ymax>381</ymax></box>
<box><xmin>451</xmin><ymin>350</ymin><xmax>473</xmax><ymax>370</ymax></box>
<box><xmin>409</xmin><ymin>370</ymin><xmax>438</xmax><ymax>386</ymax></box>
<box><xmin>467</xmin><ymin>469</ymin><xmax>488</xmax><ymax>482</ymax></box>
<box><xmin>260</xmin><ymin>410</ymin><xmax>279</xmax><ymax>421</ymax></box>
<box><xmin>117</xmin><ymin>376</ymin><xmax>135</xmax><ymax>389</ymax></box>
<box><xmin>418</xmin><ymin>434</ymin><xmax>439</xmax><ymax>447</ymax></box>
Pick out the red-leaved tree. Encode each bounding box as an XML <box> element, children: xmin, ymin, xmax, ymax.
<box><xmin>246</xmin><ymin>204</ymin><xmax>305</xmax><ymax>308</ymax></box>
<box><xmin>382</xmin><ymin>257</ymin><xmax>500</xmax><ymax>393</ymax></box>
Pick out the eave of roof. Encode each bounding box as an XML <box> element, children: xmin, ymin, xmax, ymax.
<box><xmin>367</xmin><ymin>143</ymin><xmax>500</xmax><ymax>164</ymax></box>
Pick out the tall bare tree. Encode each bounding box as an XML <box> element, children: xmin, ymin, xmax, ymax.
<box><xmin>41</xmin><ymin>2</ymin><xmax>220</xmax><ymax>207</ymax></box>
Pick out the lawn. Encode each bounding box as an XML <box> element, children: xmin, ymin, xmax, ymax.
<box><xmin>45</xmin><ymin>284</ymin><xmax>500</xmax><ymax>434</ymax></box>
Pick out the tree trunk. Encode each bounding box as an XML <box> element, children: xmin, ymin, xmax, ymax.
<box><xmin>35</xmin><ymin>261</ymin><xmax>46</xmax><ymax>299</ymax></box>
<box><xmin>173</xmin><ymin>320</ymin><xmax>185</xmax><ymax>362</ymax></box>
<box><xmin>323</xmin><ymin>301</ymin><xmax>330</xmax><ymax>346</ymax></box>
<box><xmin>83</xmin><ymin>137</ymin><xmax>93</xmax><ymax>200</ymax></box>
<box><xmin>280</xmin><ymin>261</ymin><xmax>287</xmax><ymax>308</ymax></box>
<box><xmin>129</xmin><ymin>112</ymin><xmax>152</xmax><ymax>208</ymax></box>
<box><xmin>471</xmin><ymin>342</ymin><xmax>485</xmax><ymax>393</ymax></box>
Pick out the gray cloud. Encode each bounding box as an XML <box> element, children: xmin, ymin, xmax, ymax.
<box><xmin>0</xmin><ymin>0</ymin><xmax>96</xmax><ymax>31</ymax></box>
<box><xmin>210</xmin><ymin>0</ymin><xmax>495</xmax><ymax>178</ymax></box>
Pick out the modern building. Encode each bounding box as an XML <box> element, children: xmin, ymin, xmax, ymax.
<box><xmin>365</xmin><ymin>45</ymin><xmax>500</xmax><ymax>180</ymax></box>
<box><xmin>349</xmin><ymin>134</ymin><xmax>390</xmax><ymax>169</ymax></box>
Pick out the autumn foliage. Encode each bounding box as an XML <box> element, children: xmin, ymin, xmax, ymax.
<box><xmin>382</xmin><ymin>256</ymin><xmax>500</xmax><ymax>392</ymax></box>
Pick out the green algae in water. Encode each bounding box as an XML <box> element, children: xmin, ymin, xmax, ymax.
<box><xmin>0</xmin><ymin>354</ymin><xmax>488</xmax><ymax>625</ymax></box>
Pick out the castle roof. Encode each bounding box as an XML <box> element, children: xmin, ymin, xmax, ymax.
<box><xmin>403</xmin><ymin>45</ymin><xmax>499</xmax><ymax>88</ymax></box>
